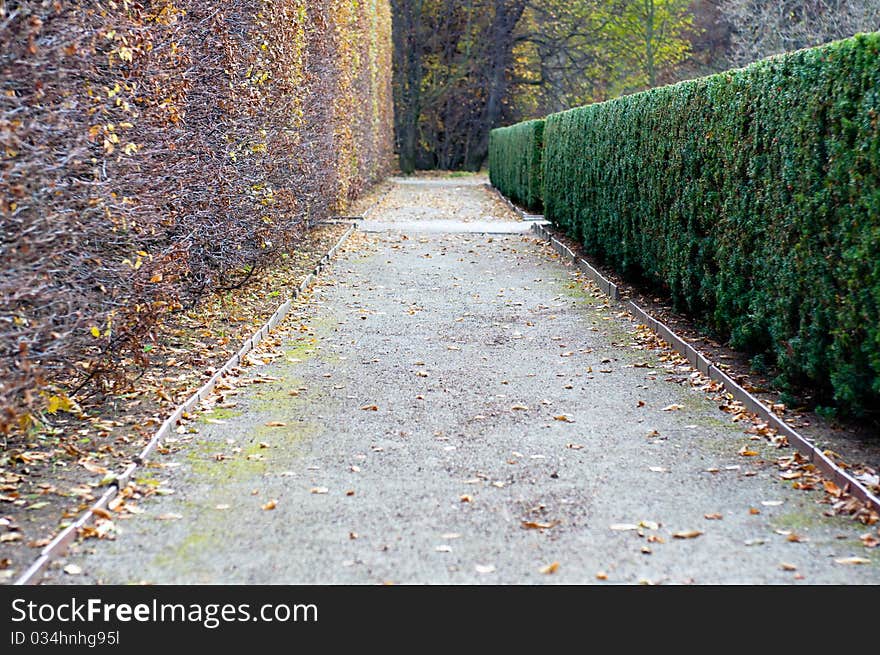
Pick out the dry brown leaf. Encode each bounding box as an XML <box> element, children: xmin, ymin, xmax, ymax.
<box><xmin>522</xmin><ymin>521</ymin><xmax>556</xmax><ymax>530</ymax></box>
<box><xmin>595</xmin><ymin>571</ymin><xmax>608</xmax><ymax>580</ymax></box>
<box><xmin>91</xmin><ymin>508</ymin><xmax>112</xmax><ymax>520</ymax></box>
<box><xmin>310</xmin><ymin>487</ymin><xmax>329</xmax><ymax>495</ymax></box>
<box><xmin>539</xmin><ymin>562</ymin><xmax>560</xmax><ymax>575</ymax></box>
<box><xmin>460</xmin><ymin>494</ymin><xmax>473</xmax><ymax>503</ymax></box>
<box><xmin>262</xmin><ymin>499</ymin><xmax>277</xmax><ymax>510</ymax></box>
<box><xmin>661</xmin><ymin>404</ymin><xmax>684</xmax><ymax>412</ymax></box>
<box><xmin>553</xmin><ymin>415</ymin><xmax>575</xmax><ymax>423</ymax></box>
<box><xmin>265</xmin><ymin>421</ymin><xmax>286</xmax><ymax>427</ymax></box>
<box><xmin>510</xmin><ymin>404</ymin><xmax>529</xmax><ymax>411</ymax></box>
<box><xmin>749</xmin><ymin>508</ymin><xmax>761</xmax><ymax>515</ymax></box>
<box><xmin>704</xmin><ymin>513</ymin><xmax>723</xmax><ymax>520</ymax></box>
<box><xmin>739</xmin><ymin>446</ymin><xmax>759</xmax><ymax>457</ymax></box>
<box><xmin>673</xmin><ymin>530</ymin><xmax>703</xmax><ymax>539</ymax></box>
<box><xmin>360</xmin><ymin>404</ymin><xmax>379</xmax><ymax>411</ymax></box>
<box><xmin>780</xmin><ymin>562</ymin><xmax>798</xmax><ymax>571</ymax></box>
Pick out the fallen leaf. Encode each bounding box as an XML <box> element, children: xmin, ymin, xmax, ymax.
<box><xmin>262</xmin><ymin>499</ymin><xmax>277</xmax><ymax>510</ymax></box>
<box><xmin>834</xmin><ymin>556</ymin><xmax>870</xmax><ymax>565</ymax></box>
<box><xmin>553</xmin><ymin>415</ymin><xmax>575</xmax><ymax>423</ymax></box>
<box><xmin>648</xmin><ymin>466</ymin><xmax>668</xmax><ymax>473</ymax></box>
<box><xmin>80</xmin><ymin>460</ymin><xmax>108</xmax><ymax>475</ymax></box>
<box><xmin>787</xmin><ymin>534</ymin><xmax>807</xmax><ymax>543</ymax></box>
<box><xmin>156</xmin><ymin>512</ymin><xmax>182</xmax><ymax>521</ymax></box>
<box><xmin>861</xmin><ymin>533</ymin><xmax>879</xmax><ymax>548</ymax></box>
<box><xmin>460</xmin><ymin>494</ymin><xmax>473</xmax><ymax>503</ymax></box>
<box><xmin>265</xmin><ymin>421</ymin><xmax>287</xmax><ymax>427</ymax></box>
<box><xmin>539</xmin><ymin>562</ymin><xmax>560</xmax><ymax>574</ymax></box>
<box><xmin>0</xmin><ymin>532</ymin><xmax>22</xmax><ymax>543</ymax></box>
<box><xmin>91</xmin><ymin>508</ymin><xmax>112</xmax><ymax>520</ymax></box>
<box><xmin>661</xmin><ymin>404</ymin><xmax>684</xmax><ymax>412</ymax></box>
<box><xmin>639</xmin><ymin>520</ymin><xmax>660</xmax><ymax>530</ymax></box>
<box><xmin>596</xmin><ymin>572</ymin><xmax>608</xmax><ymax>580</ymax></box>
<box><xmin>780</xmin><ymin>562</ymin><xmax>798</xmax><ymax>571</ymax></box>
<box><xmin>522</xmin><ymin>521</ymin><xmax>556</xmax><ymax>530</ymax></box>
<box><xmin>749</xmin><ymin>508</ymin><xmax>761</xmax><ymax>515</ymax></box>
<box><xmin>359</xmin><ymin>405</ymin><xmax>379</xmax><ymax>411</ymax></box>
<box><xmin>704</xmin><ymin>513</ymin><xmax>723</xmax><ymax>520</ymax></box>
<box><xmin>511</xmin><ymin>404</ymin><xmax>529</xmax><ymax>411</ymax></box>
<box><xmin>738</xmin><ymin>446</ymin><xmax>759</xmax><ymax>457</ymax></box>
<box><xmin>641</xmin><ymin>546</ymin><xmax>652</xmax><ymax>554</ymax></box>
<box><xmin>566</xmin><ymin>443</ymin><xmax>584</xmax><ymax>450</ymax></box>
<box><xmin>673</xmin><ymin>530</ymin><xmax>703</xmax><ymax>539</ymax></box>
<box><xmin>310</xmin><ymin>487</ymin><xmax>329</xmax><ymax>495</ymax></box>
<box><xmin>346</xmin><ymin>490</ymin><xmax>355</xmax><ymax>497</ymax></box>
<box><xmin>63</xmin><ymin>564</ymin><xmax>82</xmax><ymax>576</ymax></box>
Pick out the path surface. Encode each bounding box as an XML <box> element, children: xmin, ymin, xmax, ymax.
<box><xmin>48</xmin><ymin>176</ymin><xmax>879</xmax><ymax>584</ymax></box>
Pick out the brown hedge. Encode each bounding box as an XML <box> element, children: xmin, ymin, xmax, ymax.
<box><xmin>0</xmin><ymin>0</ymin><xmax>394</xmax><ymax>433</ymax></box>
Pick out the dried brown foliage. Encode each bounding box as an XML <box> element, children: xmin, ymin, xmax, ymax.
<box><xmin>0</xmin><ymin>0</ymin><xmax>394</xmax><ymax>434</ymax></box>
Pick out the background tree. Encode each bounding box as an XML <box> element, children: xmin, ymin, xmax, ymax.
<box><xmin>599</xmin><ymin>0</ymin><xmax>695</xmax><ymax>95</ymax></box>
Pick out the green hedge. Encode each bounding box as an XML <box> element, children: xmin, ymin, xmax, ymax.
<box><xmin>489</xmin><ymin>119</ymin><xmax>545</xmax><ymax>212</ymax></box>
<box><xmin>513</xmin><ymin>34</ymin><xmax>880</xmax><ymax>416</ymax></box>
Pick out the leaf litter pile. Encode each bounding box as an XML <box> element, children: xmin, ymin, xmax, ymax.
<box><xmin>0</xmin><ymin>224</ymin><xmax>349</xmax><ymax>582</ymax></box>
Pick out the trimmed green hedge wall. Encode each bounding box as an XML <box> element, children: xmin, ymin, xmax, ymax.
<box><xmin>504</xmin><ymin>33</ymin><xmax>880</xmax><ymax>416</ymax></box>
<box><xmin>489</xmin><ymin>119</ymin><xmax>545</xmax><ymax>212</ymax></box>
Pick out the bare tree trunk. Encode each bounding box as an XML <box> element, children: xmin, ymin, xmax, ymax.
<box><xmin>467</xmin><ymin>0</ymin><xmax>527</xmax><ymax>171</ymax></box>
<box><xmin>391</xmin><ymin>0</ymin><xmax>424</xmax><ymax>174</ymax></box>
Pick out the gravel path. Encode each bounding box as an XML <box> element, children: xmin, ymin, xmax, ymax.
<box><xmin>46</xmin><ymin>176</ymin><xmax>879</xmax><ymax>584</ymax></box>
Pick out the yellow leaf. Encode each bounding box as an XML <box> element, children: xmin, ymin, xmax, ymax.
<box><xmin>46</xmin><ymin>395</ymin><xmax>71</xmax><ymax>414</ymax></box>
<box><xmin>149</xmin><ymin>273</ymin><xmax>163</xmax><ymax>283</ymax></box>
<box><xmin>539</xmin><ymin>562</ymin><xmax>560</xmax><ymax>575</ymax></box>
<box><xmin>262</xmin><ymin>499</ymin><xmax>277</xmax><ymax>511</ymax></box>
<box><xmin>90</xmin><ymin>326</ymin><xmax>101</xmax><ymax>338</ymax></box>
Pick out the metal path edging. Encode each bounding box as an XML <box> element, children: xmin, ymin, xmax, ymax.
<box><xmin>14</xmin><ymin>223</ymin><xmax>358</xmax><ymax>585</ymax></box>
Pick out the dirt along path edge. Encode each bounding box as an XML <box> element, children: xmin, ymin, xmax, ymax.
<box><xmin>13</xmin><ymin>224</ymin><xmax>359</xmax><ymax>585</ymax></box>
